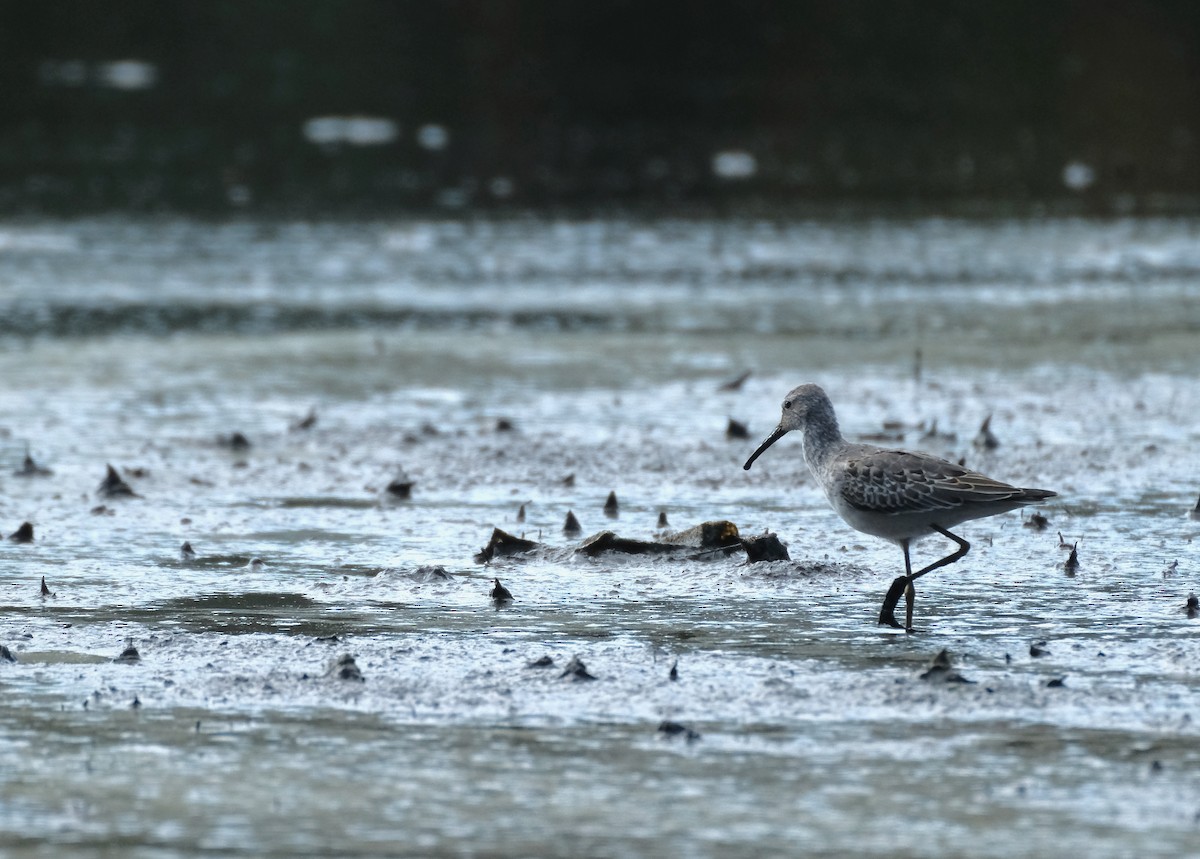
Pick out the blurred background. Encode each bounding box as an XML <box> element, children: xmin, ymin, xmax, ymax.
<box><xmin>4</xmin><ymin>0</ymin><xmax>1200</xmax><ymax>215</ymax></box>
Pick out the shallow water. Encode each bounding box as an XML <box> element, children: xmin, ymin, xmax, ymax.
<box><xmin>1</xmin><ymin>216</ymin><xmax>1199</xmax><ymax>857</ymax></box>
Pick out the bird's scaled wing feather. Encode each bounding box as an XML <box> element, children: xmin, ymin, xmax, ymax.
<box><xmin>840</xmin><ymin>450</ymin><xmax>1025</xmax><ymax>514</ymax></box>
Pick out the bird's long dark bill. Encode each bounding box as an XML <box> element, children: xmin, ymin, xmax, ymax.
<box><xmin>743</xmin><ymin>426</ymin><xmax>788</xmax><ymax>470</ymax></box>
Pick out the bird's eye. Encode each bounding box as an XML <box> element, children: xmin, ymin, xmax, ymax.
<box><xmin>783</xmin><ymin>400</ymin><xmax>792</xmax><ymax>409</ymax></box>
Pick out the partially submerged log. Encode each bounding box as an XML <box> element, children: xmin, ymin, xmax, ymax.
<box><xmin>576</xmin><ymin>520</ymin><xmax>742</xmax><ymax>558</ymax></box>
<box><xmin>659</xmin><ymin>520</ymin><xmax>741</xmax><ymax>549</ymax></box>
<box><xmin>576</xmin><ymin>531</ymin><xmax>682</xmax><ymax>558</ymax></box>
<box><xmin>474</xmin><ymin>528</ymin><xmax>541</xmax><ymax>563</ymax></box>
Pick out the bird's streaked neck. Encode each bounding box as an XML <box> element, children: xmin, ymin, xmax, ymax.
<box><xmin>800</xmin><ymin>399</ymin><xmax>845</xmax><ymax>472</ymax></box>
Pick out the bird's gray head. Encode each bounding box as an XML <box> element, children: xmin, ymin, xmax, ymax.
<box><xmin>743</xmin><ymin>384</ymin><xmax>834</xmax><ymax>470</ymax></box>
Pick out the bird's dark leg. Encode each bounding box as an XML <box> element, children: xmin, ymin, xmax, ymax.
<box><xmin>877</xmin><ymin>539</ymin><xmax>912</xmax><ymax>629</ymax></box>
<box><xmin>879</xmin><ymin>527</ymin><xmax>971</xmax><ymax>632</ymax></box>
<box><xmin>911</xmin><ymin>525</ymin><xmax>971</xmax><ymax>580</ymax></box>
<box><xmin>905</xmin><ymin>525</ymin><xmax>971</xmax><ymax>632</ymax></box>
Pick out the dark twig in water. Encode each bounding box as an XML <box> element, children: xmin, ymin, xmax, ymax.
<box><xmin>973</xmin><ymin>414</ymin><xmax>999</xmax><ymax>450</ymax></box>
<box><xmin>97</xmin><ymin>464</ymin><xmax>139</xmax><ymax>498</ymax></box>
<box><xmin>918</xmin><ymin>649</ymin><xmax>974</xmax><ymax>684</ymax></box>
<box><xmin>560</xmin><ymin>655</ymin><xmax>596</xmax><ymax>681</ymax></box>
<box><xmin>1024</xmin><ymin>512</ymin><xmax>1049</xmax><ymax>531</ymax></box>
<box><xmin>1064</xmin><ymin>543</ymin><xmax>1080</xmax><ymax>575</ymax></box>
<box><xmin>290</xmin><ymin>408</ymin><xmax>318</xmax><ymax>431</ymax></box>
<box><xmin>658</xmin><ymin>720</ymin><xmax>700</xmax><ymax>741</ymax></box>
<box><xmin>14</xmin><ymin>447</ymin><xmax>52</xmax><ymax>477</ymax></box>
<box><xmin>114</xmin><ymin>639</ymin><xmax>141</xmax><ymax>664</ymax></box>
<box><xmin>725</xmin><ymin>417</ymin><xmax>750</xmax><ymax>440</ymax></box>
<box><xmin>491</xmin><ymin>578</ymin><xmax>513</xmax><ymax>604</ymax></box>
<box><xmin>717</xmin><ymin>370</ymin><xmax>752</xmax><ymax>392</ymax></box>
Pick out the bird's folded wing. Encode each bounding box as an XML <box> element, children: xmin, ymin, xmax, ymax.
<box><xmin>841</xmin><ymin>450</ymin><xmax>1024</xmax><ymax>514</ymax></box>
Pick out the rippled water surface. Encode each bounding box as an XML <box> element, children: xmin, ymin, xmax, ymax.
<box><xmin>1</xmin><ymin>216</ymin><xmax>1199</xmax><ymax>857</ymax></box>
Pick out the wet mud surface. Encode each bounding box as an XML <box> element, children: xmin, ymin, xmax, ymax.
<box><xmin>2</xmin><ymin>216</ymin><xmax>1199</xmax><ymax>857</ymax></box>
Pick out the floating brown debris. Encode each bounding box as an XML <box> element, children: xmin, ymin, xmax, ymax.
<box><xmin>563</xmin><ymin>510</ymin><xmax>582</xmax><ymax>537</ymax></box>
<box><xmin>1024</xmin><ymin>512</ymin><xmax>1049</xmax><ymax>531</ymax></box>
<box><xmin>39</xmin><ymin>576</ymin><xmax>53</xmax><ymax>597</ymax></box>
<box><xmin>333</xmin><ymin>653</ymin><xmax>364</xmax><ymax>682</ymax></box>
<box><xmin>1186</xmin><ymin>594</ymin><xmax>1198</xmax><ymax>619</ymax></box>
<box><xmin>603</xmin><ymin>491</ymin><xmax>619</xmax><ymax>518</ymax></box>
<box><xmin>973</xmin><ymin>414</ymin><xmax>999</xmax><ymax>450</ymax></box>
<box><xmin>14</xmin><ymin>449</ymin><xmax>52</xmax><ymax>477</ymax></box>
<box><xmin>474</xmin><ymin>528</ymin><xmax>541</xmax><ymax>563</ymax></box>
<box><xmin>725</xmin><ymin>418</ymin><xmax>750</xmax><ymax>440</ymax></box>
<box><xmin>97</xmin><ymin>464</ymin><xmax>138</xmax><ymax>498</ymax></box>
<box><xmin>560</xmin><ymin>655</ymin><xmax>597</xmax><ymax>681</ymax></box>
<box><xmin>657</xmin><ymin>720</ymin><xmax>700</xmax><ymax>741</ymax></box>
<box><xmin>740</xmin><ymin>532</ymin><xmax>789</xmax><ymax>563</ymax></box>
<box><xmin>656</xmin><ymin>510</ymin><xmax>669</xmax><ymax>529</ymax></box>
<box><xmin>1029</xmin><ymin>641</ymin><xmax>1049</xmax><ymax>658</ymax></box>
<box><xmin>919</xmin><ymin>649</ymin><xmax>974</xmax><ymax>684</ymax></box>
<box><xmin>9</xmin><ymin>522</ymin><xmax>33</xmax><ymax>543</ymax></box>
<box><xmin>717</xmin><ymin>370</ymin><xmax>752</xmax><ymax>392</ymax></box>
<box><xmin>491</xmin><ymin>578</ymin><xmax>513</xmax><ymax>604</ymax></box>
<box><xmin>1045</xmin><ymin>677</ymin><xmax>1067</xmax><ymax>688</ymax></box>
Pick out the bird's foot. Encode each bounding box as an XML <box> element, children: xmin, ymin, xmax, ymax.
<box><xmin>878</xmin><ymin>575</ymin><xmax>910</xmax><ymax>629</ymax></box>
